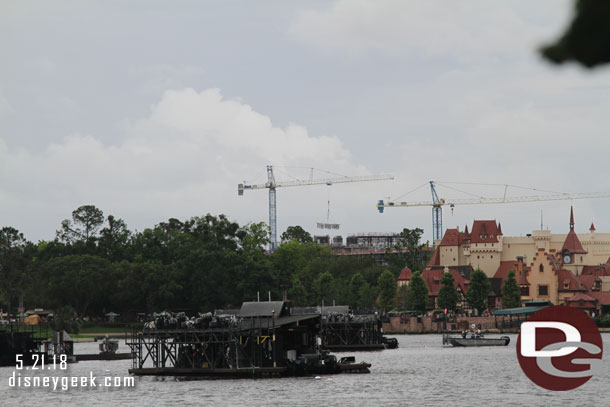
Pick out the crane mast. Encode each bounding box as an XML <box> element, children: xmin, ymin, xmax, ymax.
<box><xmin>430</xmin><ymin>181</ymin><xmax>443</xmax><ymax>242</ymax></box>
<box><xmin>239</xmin><ymin>166</ymin><xmax>394</xmax><ymax>251</ymax></box>
<box><xmin>266</xmin><ymin>166</ymin><xmax>278</xmax><ymax>251</ymax></box>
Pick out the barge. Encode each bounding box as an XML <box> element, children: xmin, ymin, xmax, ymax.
<box><xmin>0</xmin><ymin>325</ymin><xmax>47</xmax><ymax>367</ymax></box>
<box><xmin>313</xmin><ymin>306</ymin><xmax>398</xmax><ymax>351</ymax></box>
<box><xmin>127</xmin><ymin>301</ymin><xmax>371</xmax><ymax>377</ymax></box>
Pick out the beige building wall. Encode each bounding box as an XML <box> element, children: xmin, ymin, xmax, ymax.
<box><xmin>439</xmin><ymin>246</ymin><xmax>460</xmax><ymax>267</ymax></box>
<box><xmin>526</xmin><ymin>249</ymin><xmax>559</xmax><ymax>305</ymax></box>
<box><xmin>441</xmin><ymin>229</ymin><xmax>610</xmax><ymax>278</ymax></box>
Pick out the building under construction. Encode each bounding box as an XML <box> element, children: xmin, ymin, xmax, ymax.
<box><xmin>127</xmin><ymin>301</ymin><xmax>371</xmax><ymax>378</ymax></box>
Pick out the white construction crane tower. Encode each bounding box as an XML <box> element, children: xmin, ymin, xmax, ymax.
<box><xmin>239</xmin><ymin>165</ymin><xmax>394</xmax><ymax>251</ymax></box>
<box><xmin>377</xmin><ymin>181</ymin><xmax>610</xmax><ymax>243</ymax></box>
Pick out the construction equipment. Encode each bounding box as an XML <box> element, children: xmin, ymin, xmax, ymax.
<box><xmin>239</xmin><ymin>166</ymin><xmax>394</xmax><ymax>251</ymax></box>
<box><xmin>377</xmin><ymin>181</ymin><xmax>610</xmax><ymax>243</ymax></box>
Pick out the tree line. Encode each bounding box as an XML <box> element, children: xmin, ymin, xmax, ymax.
<box><xmin>0</xmin><ymin>205</ymin><xmax>432</xmax><ymax>319</ymax></box>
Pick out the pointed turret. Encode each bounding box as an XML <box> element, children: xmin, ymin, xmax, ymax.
<box><xmin>498</xmin><ymin>222</ymin><xmax>503</xmax><ymax>236</ymax></box>
<box><xmin>590</xmin><ymin>223</ymin><xmax>596</xmax><ymax>232</ymax></box>
<box><xmin>562</xmin><ymin>207</ymin><xmax>587</xmax><ymax>254</ymax></box>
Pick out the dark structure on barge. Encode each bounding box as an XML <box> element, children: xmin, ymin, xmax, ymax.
<box><xmin>127</xmin><ymin>301</ymin><xmax>370</xmax><ymax>377</ymax></box>
<box><xmin>0</xmin><ymin>325</ymin><xmax>48</xmax><ymax>367</ymax></box>
<box><xmin>293</xmin><ymin>306</ymin><xmax>398</xmax><ymax>351</ymax></box>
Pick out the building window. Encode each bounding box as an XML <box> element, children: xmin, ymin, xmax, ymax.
<box><xmin>580</xmin><ymin>256</ymin><xmax>583</xmax><ymax>262</ymax></box>
<box><xmin>539</xmin><ymin>264</ymin><xmax>544</xmax><ymax>273</ymax></box>
<box><xmin>538</xmin><ymin>285</ymin><xmax>548</xmax><ymax>296</ymax></box>
<box><xmin>491</xmin><ymin>255</ymin><xmax>493</xmax><ymax>259</ymax></box>
<box><xmin>520</xmin><ymin>286</ymin><xmax>529</xmax><ymax>296</ymax></box>
<box><xmin>564</xmin><ymin>283</ymin><xmax>569</xmax><ymax>289</ymax></box>
<box><xmin>453</xmin><ymin>258</ymin><xmax>456</xmax><ymax>261</ymax></box>
<box><xmin>477</xmin><ymin>255</ymin><xmax>480</xmax><ymax>259</ymax></box>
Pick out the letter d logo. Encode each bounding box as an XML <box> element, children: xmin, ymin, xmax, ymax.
<box><xmin>517</xmin><ymin>306</ymin><xmax>603</xmax><ymax>391</ymax></box>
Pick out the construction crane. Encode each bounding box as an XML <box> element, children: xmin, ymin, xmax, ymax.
<box><xmin>377</xmin><ymin>181</ymin><xmax>610</xmax><ymax>242</ymax></box>
<box><xmin>239</xmin><ymin>165</ymin><xmax>394</xmax><ymax>251</ymax></box>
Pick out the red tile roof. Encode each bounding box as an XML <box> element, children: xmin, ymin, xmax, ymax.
<box><xmin>566</xmin><ymin>293</ymin><xmax>597</xmax><ymax>303</ymax></box>
<box><xmin>439</xmin><ymin>228</ymin><xmax>469</xmax><ymax>246</ymax></box>
<box><xmin>422</xmin><ymin>269</ymin><xmax>444</xmax><ymax>296</ymax></box>
<box><xmin>562</xmin><ymin>207</ymin><xmax>587</xmax><ymax>254</ymax></box>
<box><xmin>427</xmin><ymin>246</ymin><xmax>441</xmax><ymax>267</ymax></box>
<box><xmin>494</xmin><ymin>260</ymin><xmax>518</xmax><ymax>283</ymax></box>
<box><xmin>398</xmin><ymin>267</ymin><xmax>412</xmax><ymax>281</ymax></box>
<box><xmin>577</xmin><ymin>274</ymin><xmax>599</xmax><ymax>291</ymax></box>
<box><xmin>566</xmin><ymin>293</ymin><xmax>599</xmax><ymax>308</ymax></box>
<box><xmin>469</xmin><ymin>220</ymin><xmax>500</xmax><ymax>244</ymax></box>
<box><xmin>439</xmin><ymin>228</ymin><xmax>460</xmax><ymax>246</ymax></box>
<box><xmin>588</xmin><ymin>291</ymin><xmax>610</xmax><ymax>306</ymax></box>
<box><xmin>561</xmin><ymin>229</ymin><xmax>587</xmax><ymax>254</ymax></box>
<box><xmin>581</xmin><ymin>264</ymin><xmax>610</xmax><ymax>277</ymax></box>
<box><xmin>557</xmin><ymin>269</ymin><xmax>587</xmax><ymax>291</ymax></box>
<box><xmin>421</xmin><ymin>269</ymin><xmax>469</xmax><ymax>296</ymax></box>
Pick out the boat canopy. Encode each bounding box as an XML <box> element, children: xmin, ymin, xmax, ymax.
<box><xmin>492</xmin><ymin>305</ymin><xmax>549</xmax><ymax>316</ymax></box>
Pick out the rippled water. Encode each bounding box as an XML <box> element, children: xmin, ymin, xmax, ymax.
<box><xmin>2</xmin><ymin>334</ymin><xmax>610</xmax><ymax>406</ymax></box>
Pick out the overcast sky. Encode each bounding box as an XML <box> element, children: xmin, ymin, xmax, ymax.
<box><xmin>2</xmin><ymin>0</ymin><xmax>610</xmax><ymax>243</ymax></box>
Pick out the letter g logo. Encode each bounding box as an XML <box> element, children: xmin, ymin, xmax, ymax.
<box><xmin>517</xmin><ymin>306</ymin><xmax>603</xmax><ymax>391</ymax></box>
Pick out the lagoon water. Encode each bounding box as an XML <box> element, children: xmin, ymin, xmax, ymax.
<box><xmin>2</xmin><ymin>334</ymin><xmax>610</xmax><ymax>406</ymax></box>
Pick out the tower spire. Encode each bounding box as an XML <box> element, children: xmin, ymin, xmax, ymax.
<box><xmin>570</xmin><ymin>206</ymin><xmax>575</xmax><ymax>231</ymax></box>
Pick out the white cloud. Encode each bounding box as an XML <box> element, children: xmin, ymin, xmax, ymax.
<box><xmin>0</xmin><ymin>90</ymin><xmax>14</xmax><ymax>118</ymax></box>
<box><xmin>290</xmin><ymin>0</ymin><xmax>567</xmax><ymax>58</ymax></box>
<box><xmin>0</xmin><ymin>88</ymin><xmax>376</xmax><ymax>240</ymax></box>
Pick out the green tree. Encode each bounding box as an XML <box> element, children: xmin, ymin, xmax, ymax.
<box><xmin>377</xmin><ymin>270</ymin><xmax>397</xmax><ymax>312</ymax></box>
<box><xmin>437</xmin><ymin>272</ymin><xmax>458</xmax><ymax>311</ymax></box>
<box><xmin>57</xmin><ymin>205</ymin><xmax>105</xmax><ymax>244</ymax></box>
<box><xmin>407</xmin><ymin>271</ymin><xmax>428</xmax><ymax>312</ymax></box>
<box><xmin>358</xmin><ymin>282</ymin><xmax>377</xmax><ymax>309</ymax></box>
<box><xmin>315</xmin><ymin>272</ymin><xmax>334</xmax><ymax>304</ymax></box>
<box><xmin>35</xmin><ymin>255</ymin><xmax>116</xmax><ymax>317</ymax></box>
<box><xmin>387</xmin><ymin>228</ymin><xmax>430</xmax><ymax>274</ymax></box>
<box><xmin>501</xmin><ymin>270</ymin><xmax>521</xmax><ymax>309</ymax></box>
<box><xmin>235</xmin><ymin>222</ymin><xmax>274</xmax><ymax>303</ymax></box>
<box><xmin>467</xmin><ymin>269</ymin><xmax>491</xmax><ymax>314</ymax></box>
<box><xmin>0</xmin><ymin>227</ymin><xmax>33</xmax><ymax>313</ymax></box>
<box><xmin>396</xmin><ymin>284</ymin><xmax>409</xmax><ymax>310</ymax></box>
<box><xmin>281</xmin><ymin>226</ymin><xmax>313</xmax><ymax>243</ymax></box>
<box><xmin>98</xmin><ymin>215</ymin><xmax>130</xmax><ymax>261</ymax></box>
<box><xmin>289</xmin><ymin>277</ymin><xmax>308</xmax><ymax>306</ymax></box>
<box><xmin>348</xmin><ymin>273</ymin><xmax>366</xmax><ymax>308</ymax></box>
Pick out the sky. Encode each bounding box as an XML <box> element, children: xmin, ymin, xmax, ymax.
<box><xmin>2</xmin><ymin>0</ymin><xmax>610</xmax><ymax>244</ymax></box>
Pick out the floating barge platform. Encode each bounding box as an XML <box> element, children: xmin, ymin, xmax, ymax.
<box><xmin>297</xmin><ymin>306</ymin><xmax>398</xmax><ymax>351</ymax></box>
<box><xmin>0</xmin><ymin>325</ymin><xmax>48</xmax><ymax>367</ymax></box>
<box><xmin>127</xmin><ymin>301</ymin><xmax>371</xmax><ymax>378</ymax></box>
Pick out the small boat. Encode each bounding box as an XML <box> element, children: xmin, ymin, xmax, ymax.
<box><xmin>75</xmin><ymin>336</ymin><xmax>132</xmax><ymax>361</ymax></box>
<box><xmin>442</xmin><ymin>334</ymin><xmax>510</xmax><ymax>347</ymax></box>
